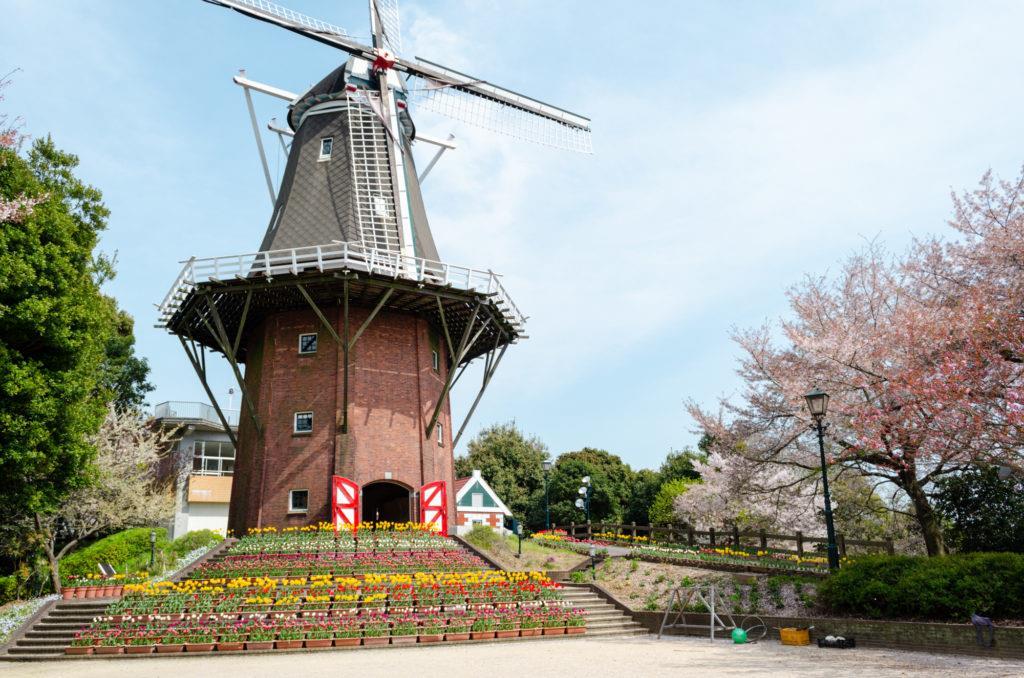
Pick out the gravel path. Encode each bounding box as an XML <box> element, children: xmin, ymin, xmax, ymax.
<box><xmin>3</xmin><ymin>635</ymin><xmax>1021</xmax><ymax>677</ymax></box>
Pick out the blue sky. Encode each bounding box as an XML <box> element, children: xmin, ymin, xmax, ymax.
<box><xmin>3</xmin><ymin>1</ymin><xmax>1023</xmax><ymax>470</ymax></box>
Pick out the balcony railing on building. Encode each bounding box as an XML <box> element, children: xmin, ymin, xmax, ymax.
<box><xmin>153</xmin><ymin>401</ymin><xmax>240</xmax><ymax>428</ymax></box>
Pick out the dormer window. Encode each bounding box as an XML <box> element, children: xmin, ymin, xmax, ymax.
<box><xmin>319</xmin><ymin>137</ymin><xmax>333</xmax><ymax>161</ymax></box>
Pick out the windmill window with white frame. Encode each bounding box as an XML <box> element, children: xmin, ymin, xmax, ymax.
<box><xmin>319</xmin><ymin>137</ymin><xmax>333</xmax><ymax>161</ymax></box>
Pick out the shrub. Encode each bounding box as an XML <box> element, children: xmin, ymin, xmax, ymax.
<box><xmin>61</xmin><ymin>528</ymin><xmax>170</xmax><ymax>577</ymax></box>
<box><xmin>0</xmin><ymin>575</ymin><xmax>17</xmax><ymax>606</ymax></box>
<box><xmin>170</xmin><ymin>530</ymin><xmax>222</xmax><ymax>557</ymax></box>
<box><xmin>818</xmin><ymin>553</ymin><xmax>1024</xmax><ymax>620</ymax></box>
<box><xmin>465</xmin><ymin>524</ymin><xmax>501</xmax><ymax>550</ymax></box>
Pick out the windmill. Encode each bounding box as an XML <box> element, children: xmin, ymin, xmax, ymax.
<box><xmin>158</xmin><ymin>0</ymin><xmax>591</xmax><ymax>533</ymax></box>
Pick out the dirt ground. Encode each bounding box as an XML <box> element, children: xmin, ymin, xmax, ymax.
<box><xmin>3</xmin><ymin>634</ymin><xmax>1020</xmax><ymax>677</ymax></box>
<box><xmin>591</xmin><ymin>557</ymin><xmax>820</xmax><ymax>617</ymax></box>
<box><xmin>471</xmin><ymin>534</ymin><xmax>588</xmax><ymax>572</ymax></box>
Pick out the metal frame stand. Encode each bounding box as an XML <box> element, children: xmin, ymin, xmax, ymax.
<box><xmin>658</xmin><ymin>585</ymin><xmax>766</xmax><ymax>643</ymax></box>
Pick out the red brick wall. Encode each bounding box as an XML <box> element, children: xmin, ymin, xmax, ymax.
<box><xmin>228</xmin><ymin>302</ymin><xmax>455</xmax><ymax>533</ymax></box>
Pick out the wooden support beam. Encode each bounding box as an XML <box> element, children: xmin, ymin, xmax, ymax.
<box><xmin>452</xmin><ymin>341</ymin><xmax>509</xmax><ymax>449</ymax></box>
<box><xmin>204</xmin><ymin>296</ymin><xmax>262</xmax><ymax>436</ymax></box>
<box><xmin>296</xmin><ymin>283</ymin><xmax>341</xmax><ymax>344</ymax></box>
<box><xmin>348</xmin><ymin>288</ymin><xmax>393</xmax><ymax>350</ymax></box>
<box><xmin>232</xmin><ymin>289</ymin><xmax>252</xmax><ymax>357</ymax></box>
<box><xmin>436</xmin><ymin>296</ymin><xmax>455</xmax><ymax>361</ymax></box>
<box><xmin>178</xmin><ymin>335</ymin><xmax>238</xmax><ymax>448</ymax></box>
<box><xmin>425</xmin><ymin>303</ymin><xmax>480</xmax><ymax>436</ymax></box>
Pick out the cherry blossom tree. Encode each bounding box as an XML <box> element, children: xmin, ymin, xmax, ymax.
<box><xmin>0</xmin><ymin>70</ymin><xmax>41</xmax><ymax>223</ymax></box>
<box><xmin>688</xmin><ymin>168</ymin><xmax>1024</xmax><ymax>556</ymax></box>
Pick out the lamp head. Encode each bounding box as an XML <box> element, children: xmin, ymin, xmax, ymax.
<box><xmin>542</xmin><ymin>460</ymin><xmax>552</xmax><ymax>472</ymax></box>
<box><xmin>804</xmin><ymin>387</ymin><xmax>830</xmax><ymax>420</ymax></box>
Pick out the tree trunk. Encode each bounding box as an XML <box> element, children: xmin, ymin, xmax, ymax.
<box><xmin>899</xmin><ymin>471</ymin><xmax>946</xmax><ymax>557</ymax></box>
<box><xmin>35</xmin><ymin>514</ymin><xmax>61</xmax><ymax>594</ymax></box>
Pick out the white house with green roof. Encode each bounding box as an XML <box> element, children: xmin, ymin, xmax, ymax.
<box><xmin>454</xmin><ymin>469</ymin><xmax>512</xmax><ymax>535</ymax></box>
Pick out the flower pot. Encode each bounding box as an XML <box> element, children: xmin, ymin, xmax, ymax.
<box><xmin>470</xmin><ymin>631</ymin><xmax>496</xmax><ymax>640</ymax></box>
<box><xmin>519</xmin><ymin>628</ymin><xmax>541</xmax><ymax>637</ymax></box>
<box><xmin>216</xmin><ymin>642</ymin><xmax>244</xmax><ymax>652</ymax></box>
<box><xmin>185</xmin><ymin>643</ymin><xmax>215</xmax><ymax>653</ymax></box>
<box><xmin>275</xmin><ymin>640</ymin><xmax>303</xmax><ymax>650</ymax></box>
<box><xmin>156</xmin><ymin>644</ymin><xmax>184</xmax><ymax>653</ymax></box>
<box><xmin>85</xmin><ymin>587</ymin><xmax>99</xmax><ymax>599</ymax></box>
<box><xmin>444</xmin><ymin>632</ymin><xmax>470</xmax><ymax>642</ymax></box>
<box><xmin>101</xmin><ymin>586</ymin><xmax>115</xmax><ymax>597</ymax></box>
<box><xmin>245</xmin><ymin>641</ymin><xmax>274</xmax><ymax>651</ymax></box>
<box><xmin>333</xmin><ymin>637</ymin><xmax>360</xmax><ymax>647</ymax></box>
<box><xmin>567</xmin><ymin>626</ymin><xmax>586</xmax><ymax>635</ymax></box>
<box><xmin>61</xmin><ymin>588</ymin><xmax>75</xmax><ymax>600</ymax></box>
<box><xmin>65</xmin><ymin>646</ymin><xmax>93</xmax><ymax>655</ymax></box>
<box><xmin>495</xmin><ymin>630</ymin><xmax>518</xmax><ymax>639</ymax></box>
<box><xmin>390</xmin><ymin>635</ymin><xmax>416</xmax><ymax>645</ymax></box>
<box><xmin>362</xmin><ymin>636</ymin><xmax>389</xmax><ymax>647</ymax></box>
<box><xmin>95</xmin><ymin>646</ymin><xmax>124</xmax><ymax>655</ymax></box>
<box><xmin>126</xmin><ymin>645</ymin><xmax>154</xmax><ymax>655</ymax></box>
<box><xmin>304</xmin><ymin>638</ymin><xmax>332</xmax><ymax>648</ymax></box>
<box><xmin>542</xmin><ymin>626</ymin><xmax>566</xmax><ymax>636</ymax></box>
<box><xmin>113</xmin><ymin>585</ymin><xmax>124</xmax><ymax>597</ymax></box>
<box><xmin>418</xmin><ymin>634</ymin><xmax>442</xmax><ymax>643</ymax></box>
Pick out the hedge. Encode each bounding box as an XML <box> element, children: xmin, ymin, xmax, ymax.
<box><xmin>0</xmin><ymin>575</ymin><xmax>16</xmax><ymax>606</ymax></box>
<box><xmin>818</xmin><ymin>553</ymin><xmax>1024</xmax><ymax>620</ymax></box>
<box><xmin>61</xmin><ymin>528</ymin><xmax>170</xmax><ymax>577</ymax></box>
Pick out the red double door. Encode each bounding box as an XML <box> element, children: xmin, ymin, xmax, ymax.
<box><xmin>332</xmin><ymin>476</ymin><xmax>447</xmax><ymax>534</ymax></box>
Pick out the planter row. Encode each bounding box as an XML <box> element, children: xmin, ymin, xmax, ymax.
<box><xmin>67</xmin><ymin>626</ymin><xmax>586</xmax><ymax>655</ymax></box>
<box><xmin>63</xmin><ymin>586</ymin><xmax>125</xmax><ymax>599</ymax></box>
<box><xmin>100</xmin><ymin>602</ymin><xmax>569</xmax><ymax>623</ymax></box>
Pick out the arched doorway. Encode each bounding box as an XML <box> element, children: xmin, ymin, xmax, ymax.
<box><xmin>362</xmin><ymin>481</ymin><xmax>412</xmax><ymax>523</ymax></box>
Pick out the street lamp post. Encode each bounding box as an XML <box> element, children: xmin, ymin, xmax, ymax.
<box><xmin>149</xmin><ymin>530</ymin><xmax>157</xmax><ymax>570</ymax></box>
<box><xmin>575</xmin><ymin>476</ymin><xmax>592</xmax><ymax>523</ymax></box>
<box><xmin>542</xmin><ymin>460</ymin><xmax>553</xmax><ymax>530</ymax></box>
<box><xmin>804</xmin><ymin>387</ymin><xmax>840</xmax><ymax>570</ymax></box>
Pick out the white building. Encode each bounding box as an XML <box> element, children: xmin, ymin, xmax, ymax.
<box><xmin>153</xmin><ymin>401</ymin><xmax>239</xmax><ymax>539</ymax></box>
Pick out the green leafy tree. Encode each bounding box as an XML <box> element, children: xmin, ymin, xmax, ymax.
<box><xmin>0</xmin><ymin>137</ymin><xmax>116</xmax><ymax>515</ymax></box>
<box><xmin>624</xmin><ymin>468</ymin><xmax>661</xmax><ymax>525</ymax></box>
<box><xmin>659</xmin><ymin>448</ymin><xmax>703</xmax><ymax>483</ymax></box>
<box><xmin>548</xmin><ymin>448</ymin><xmax>635</xmax><ymax>526</ymax></box>
<box><xmin>100</xmin><ymin>307</ymin><xmax>153</xmax><ymax>411</ymax></box>
<box><xmin>649</xmin><ymin>478</ymin><xmax>697</xmax><ymax>526</ymax></box>
<box><xmin>455</xmin><ymin>422</ymin><xmax>549</xmax><ymax>524</ymax></box>
<box><xmin>935</xmin><ymin>467</ymin><xmax>1024</xmax><ymax>553</ymax></box>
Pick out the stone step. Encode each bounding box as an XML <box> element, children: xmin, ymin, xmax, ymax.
<box><xmin>11</xmin><ymin>638</ymin><xmax>71</xmax><ymax>647</ymax></box>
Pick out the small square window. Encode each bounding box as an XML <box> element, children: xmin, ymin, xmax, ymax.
<box><xmin>294</xmin><ymin>411</ymin><xmax>313</xmax><ymax>433</ymax></box>
<box><xmin>431</xmin><ymin>350</ymin><xmax>440</xmax><ymax>372</ymax></box>
<box><xmin>437</xmin><ymin>422</ymin><xmax>444</xmax><ymax>446</ymax></box>
<box><xmin>319</xmin><ymin>137</ymin><xmax>333</xmax><ymax>161</ymax></box>
<box><xmin>299</xmin><ymin>333</ymin><xmax>318</xmax><ymax>355</ymax></box>
<box><xmin>471</xmin><ymin>492</ymin><xmax>483</xmax><ymax>508</ymax></box>
<box><xmin>289</xmin><ymin>489</ymin><xmax>309</xmax><ymax>513</ymax></box>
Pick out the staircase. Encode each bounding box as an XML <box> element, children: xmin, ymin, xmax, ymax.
<box><xmin>4</xmin><ymin>600</ymin><xmax>109</xmax><ymax>660</ymax></box>
<box><xmin>557</xmin><ymin>585</ymin><xmax>648</xmax><ymax>638</ymax></box>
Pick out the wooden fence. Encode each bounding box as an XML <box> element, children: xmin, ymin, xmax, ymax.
<box><xmin>553</xmin><ymin>522</ymin><xmax>894</xmax><ymax>558</ymax></box>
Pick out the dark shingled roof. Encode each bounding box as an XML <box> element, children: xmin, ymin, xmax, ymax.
<box><xmin>260</xmin><ymin>64</ymin><xmax>440</xmax><ymax>261</ymax></box>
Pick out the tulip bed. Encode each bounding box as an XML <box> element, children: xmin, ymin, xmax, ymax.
<box><xmin>67</xmin><ymin>524</ymin><xmax>586</xmax><ymax>655</ymax></box>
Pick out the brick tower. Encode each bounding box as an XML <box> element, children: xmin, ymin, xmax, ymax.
<box><xmin>159</xmin><ymin>0</ymin><xmax>591</xmax><ymax>533</ymax></box>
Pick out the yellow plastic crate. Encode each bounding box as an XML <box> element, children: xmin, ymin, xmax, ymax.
<box><xmin>779</xmin><ymin>627</ymin><xmax>810</xmax><ymax>646</ymax></box>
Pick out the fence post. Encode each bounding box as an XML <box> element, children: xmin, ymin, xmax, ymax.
<box><xmin>708</xmin><ymin>527</ymin><xmax>716</xmax><ymax>547</ymax></box>
<box><xmin>732</xmin><ymin>525</ymin><xmax>741</xmax><ymax>548</ymax></box>
<box><xmin>837</xmin><ymin>533</ymin><xmax>847</xmax><ymax>558</ymax></box>
<box><xmin>570</xmin><ymin>522</ymin><xmax>575</xmax><ymax>538</ymax></box>
<box><xmin>687</xmin><ymin>527</ymin><xmax>695</xmax><ymax>547</ymax></box>
<box><xmin>795</xmin><ymin>531</ymin><xmax>804</xmax><ymax>556</ymax></box>
<box><xmin>586</xmin><ymin>521</ymin><xmax>592</xmax><ymax>539</ymax></box>
<box><xmin>667</xmin><ymin>523</ymin><xmax>675</xmax><ymax>544</ymax></box>
<box><xmin>885</xmin><ymin>538</ymin><xmax>895</xmax><ymax>556</ymax></box>
<box><xmin>759</xmin><ymin>530</ymin><xmax>768</xmax><ymax>551</ymax></box>
<box><xmin>631</xmin><ymin>522</ymin><xmax>637</xmax><ymax>540</ymax></box>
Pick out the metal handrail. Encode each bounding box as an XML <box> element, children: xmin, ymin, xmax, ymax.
<box><xmin>157</xmin><ymin>242</ymin><xmax>526</xmax><ymax>330</ymax></box>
